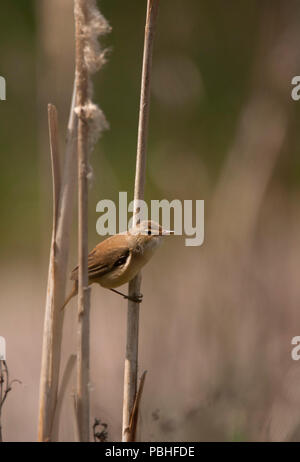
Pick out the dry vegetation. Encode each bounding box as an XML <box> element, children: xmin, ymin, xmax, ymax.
<box><xmin>0</xmin><ymin>0</ymin><xmax>300</xmax><ymax>442</ymax></box>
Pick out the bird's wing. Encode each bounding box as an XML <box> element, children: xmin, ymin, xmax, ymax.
<box><xmin>71</xmin><ymin>234</ymin><xmax>131</xmax><ymax>281</ymax></box>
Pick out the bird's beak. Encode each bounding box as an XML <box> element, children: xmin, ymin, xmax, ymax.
<box><xmin>161</xmin><ymin>229</ymin><xmax>174</xmax><ymax>236</ymax></box>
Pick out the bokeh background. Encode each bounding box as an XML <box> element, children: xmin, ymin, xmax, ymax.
<box><xmin>1</xmin><ymin>0</ymin><xmax>300</xmax><ymax>442</ymax></box>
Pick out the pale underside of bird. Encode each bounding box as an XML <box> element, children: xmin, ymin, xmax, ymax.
<box><xmin>61</xmin><ymin>220</ymin><xmax>173</xmax><ymax>309</ymax></box>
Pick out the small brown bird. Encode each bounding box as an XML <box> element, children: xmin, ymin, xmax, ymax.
<box><xmin>61</xmin><ymin>220</ymin><xmax>174</xmax><ymax>309</ymax></box>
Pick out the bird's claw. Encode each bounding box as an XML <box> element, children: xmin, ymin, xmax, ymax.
<box><xmin>126</xmin><ymin>293</ymin><xmax>143</xmax><ymax>304</ymax></box>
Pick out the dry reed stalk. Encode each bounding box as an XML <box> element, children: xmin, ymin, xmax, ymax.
<box><xmin>52</xmin><ymin>354</ymin><xmax>76</xmax><ymax>437</ymax></box>
<box><xmin>39</xmin><ymin>0</ymin><xmax>109</xmax><ymax>442</ymax></box>
<box><xmin>73</xmin><ymin>0</ymin><xmax>110</xmax><ymax>442</ymax></box>
<box><xmin>74</xmin><ymin>0</ymin><xmax>91</xmax><ymax>442</ymax></box>
<box><xmin>127</xmin><ymin>370</ymin><xmax>147</xmax><ymax>442</ymax></box>
<box><xmin>72</xmin><ymin>394</ymin><xmax>81</xmax><ymax>442</ymax></box>
<box><xmin>122</xmin><ymin>0</ymin><xmax>159</xmax><ymax>442</ymax></box>
<box><xmin>38</xmin><ymin>97</ymin><xmax>77</xmax><ymax>442</ymax></box>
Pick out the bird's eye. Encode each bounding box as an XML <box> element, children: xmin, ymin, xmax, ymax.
<box><xmin>147</xmin><ymin>230</ymin><xmax>151</xmax><ymax>235</ymax></box>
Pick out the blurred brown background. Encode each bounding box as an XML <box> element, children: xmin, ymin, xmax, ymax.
<box><xmin>1</xmin><ymin>0</ymin><xmax>300</xmax><ymax>442</ymax></box>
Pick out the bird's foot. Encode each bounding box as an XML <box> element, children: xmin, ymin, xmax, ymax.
<box><xmin>127</xmin><ymin>293</ymin><xmax>143</xmax><ymax>304</ymax></box>
<box><xmin>109</xmin><ymin>288</ymin><xmax>143</xmax><ymax>304</ymax></box>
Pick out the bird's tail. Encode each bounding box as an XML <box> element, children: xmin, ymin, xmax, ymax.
<box><xmin>61</xmin><ymin>282</ymin><xmax>78</xmax><ymax>311</ymax></box>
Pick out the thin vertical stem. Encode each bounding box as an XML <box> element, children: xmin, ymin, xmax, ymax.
<box><xmin>122</xmin><ymin>0</ymin><xmax>159</xmax><ymax>442</ymax></box>
<box><xmin>38</xmin><ymin>92</ymin><xmax>78</xmax><ymax>442</ymax></box>
<box><xmin>74</xmin><ymin>0</ymin><xmax>91</xmax><ymax>442</ymax></box>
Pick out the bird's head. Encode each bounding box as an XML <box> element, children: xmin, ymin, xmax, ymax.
<box><xmin>128</xmin><ymin>220</ymin><xmax>174</xmax><ymax>249</ymax></box>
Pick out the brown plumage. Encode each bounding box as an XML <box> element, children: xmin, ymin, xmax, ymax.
<box><xmin>61</xmin><ymin>220</ymin><xmax>173</xmax><ymax>309</ymax></box>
